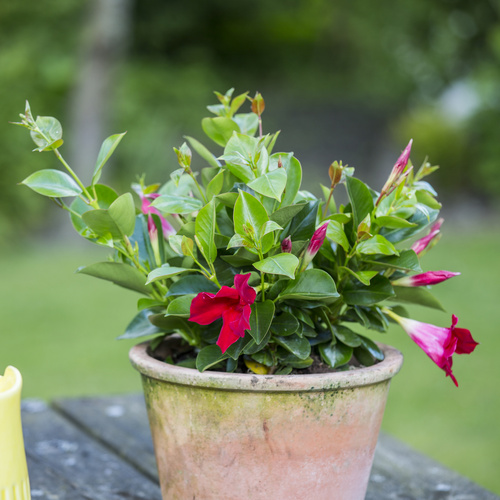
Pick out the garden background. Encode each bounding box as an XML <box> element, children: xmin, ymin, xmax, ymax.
<box><xmin>1</xmin><ymin>0</ymin><xmax>499</xmax><ymax>494</ymax></box>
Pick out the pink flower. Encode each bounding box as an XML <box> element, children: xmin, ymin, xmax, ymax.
<box><xmin>189</xmin><ymin>273</ymin><xmax>256</xmax><ymax>353</ymax></box>
<box><xmin>392</xmin><ymin>270</ymin><xmax>460</xmax><ymax>287</ymax></box>
<box><xmin>377</xmin><ymin>139</ymin><xmax>413</xmax><ymax>204</ymax></box>
<box><xmin>281</xmin><ymin>236</ymin><xmax>292</xmax><ymax>253</ymax></box>
<box><xmin>301</xmin><ymin>222</ymin><xmax>328</xmax><ymax>270</ymax></box>
<box><xmin>387</xmin><ymin>311</ymin><xmax>478</xmax><ymax>387</ymax></box>
<box><xmin>141</xmin><ymin>193</ymin><xmax>175</xmax><ymax>237</ymax></box>
<box><xmin>411</xmin><ymin>218</ymin><xmax>443</xmax><ymax>255</ymax></box>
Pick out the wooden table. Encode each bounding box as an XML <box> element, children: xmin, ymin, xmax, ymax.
<box><xmin>21</xmin><ymin>394</ymin><xmax>498</xmax><ymax>500</ymax></box>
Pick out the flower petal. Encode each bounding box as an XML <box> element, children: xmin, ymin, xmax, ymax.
<box><xmin>451</xmin><ymin>315</ymin><xmax>479</xmax><ymax>354</ymax></box>
<box><xmin>189</xmin><ymin>292</ymin><xmax>237</xmax><ymax>325</ymax></box>
<box><xmin>217</xmin><ymin>308</ymin><xmax>244</xmax><ymax>353</ymax></box>
<box><xmin>233</xmin><ymin>273</ymin><xmax>256</xmax><ymax>305</ymax></box>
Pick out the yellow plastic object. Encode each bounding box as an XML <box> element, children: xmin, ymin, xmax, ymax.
<box><xmin>0</xmin><ymin>366</ymin><xmax>31</xmax><ymax>499</ymax></box>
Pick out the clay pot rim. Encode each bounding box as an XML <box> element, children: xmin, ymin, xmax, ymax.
<box><xmin>129</xmin><ymin>341</ymin><xmax>403</xmax><ymax>392</ymax></box>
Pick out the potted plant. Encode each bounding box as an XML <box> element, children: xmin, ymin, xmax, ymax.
<box><xmin>13</xmin><ymin>89</ymin><xmax>478</xmax><ymax>500</ymax></box>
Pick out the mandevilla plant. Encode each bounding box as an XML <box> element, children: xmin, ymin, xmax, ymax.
<box><xmin>13</xmin><ymin>89</ymin><xmax>478</xmax><ymax>384</ymax></box>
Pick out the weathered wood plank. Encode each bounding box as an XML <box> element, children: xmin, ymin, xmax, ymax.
<box><xmin>52</xmin><ymin>393</ymin><xmax>158</xmax><ymax>482</ymax></box>
<box><xmin>368</xmin><ymin>433</ymin><xmax>499</xmax><ymax>500</ymax></box>
<box><xmin>21</xmin><ymin>399</ymin><xmax>162</xmax><ymax>500</ymax></box>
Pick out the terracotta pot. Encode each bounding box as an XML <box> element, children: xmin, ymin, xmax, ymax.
<box><xmin>129</xmin><ymin>341</ymin><xmax>403</xmax><ymax>500</ymax></box>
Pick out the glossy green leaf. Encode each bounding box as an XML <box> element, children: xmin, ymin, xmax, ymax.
<box><xmin>342</xmin><ymin>275</ymin><xmax>395</xmax><ymax>306</ymax></box>
<box><xmin>30</xmin><ymin>116</ymin><xmax>63</xmax><ymax>151</ymax></box>
<box><xmin>288</xmin><ymin>200</ymin><xmax>319</xmax><ymax>240</ymax></box>
<box><xmin>166</xmin><ymin>274</ymin><xmax>218</xmax><ymax>296</ymax></box>
<box><xmin>21</xmin><ymin>169</ymin><xmax>82</xmax><ymax>198</ymax></box>
<box><xmin>196</xmin><ymin>345</ymin><xmax>228</xmax><ymax>372</ymax></box>
<box><xmin>166</xmin><ymin>294</ymin><xmax>195</xmax><ymax>318</ymax></box>
<box><xmin>220</xmin><ymin>133</ymin><xmax>260</xmax><ymax>182</ymax></box>
<box><xmin>201</xmin><ymin>117</ymin><xmax>240</xmax><ymax>147</ymax></box>
<box><xmin>391</xmin><ymin>286</ymin><xmax>445</xmax><ymax>311</ymax></box>
<box><xmin>248</xmin><ymin>300</ymin><xmax>275</xmax><ymax>344</ymax></box>
<box><xmin>274</xmin><ymin>154</ymin><xmax>302</xmax><ymax>207</ymax></box>
<box><xmin>326</xmin><ymin>220</ymin><xmax>350</xmax><ymax>252</ymax></box>
<box><xmin>206</xmin><ymin>170</ymin><xmax>224</xmax><ymax>200</ymax></box>
<box><xmin>185</xmin><ymin>136</ymin><xmax>221</xmax><ymax>168</ymax></box>
<box><xmin>248</xmin><ymin>168</ymin><xmax>287</xmax><ymax>201</ymax></box>
<box><xmin>151</xmin><ymin>194</ymin><xmax>203</xmax><ymax>214</ymax></box>
<box><xmin>319</xmin><ymin>341</ymin><xmax>353</xmax><ymax>368</ymax></box>
<box><xmin>195</xmin><ymin>198</ymin><xmax>217</xmax><ymax>263</ymax></box>
<box><xmin>339</xmin><ymin>267</ymin><xmax>378</xmax><ymax>286</ymax></box>
<box><xmin>271</xmin><ymin>312</ymin><xmax>299</xmax><ymax>336</ymax></box>
<box><xmin>108</xmin><ymin>192</ymin><xmax>136</xmax><ymax>237</ymax></box>
<box><xmin>117</xmin><ymin>309</ymin><xmax>162</xmax><ymax>339</ymax></box>
<box><xmin>364</xmin><ymin>249</ymin><xmax>422</xmax><ymax>272</ymax></box>
<box><xmin>346</xmin><ymin>176</ymin><xmax>374</xmax><ymax>228</ymax></box>
<box><xmin>77</xmin><ymin>262</ymin><xmax>152</xmax><ymax>295</ymax></box>
<box><xmin>270</xmin><ymin>203</ymin><xmax>306</xmax><ymax>227</ymax></box>
<box><xmin>260</xmin><ymin>220</ymin><xmax>283</xmax><ymax>237</ymax></box>
<box><xmin>253</xmin><ymin>253</ymin><xmax>299</xmax><ymax>279</ymax></box>
<box><xmin>92</xmin><ymin>132</ymin><xmax>126</xmax><ymax>185</ymax></box>
<box><xmin>357</xmin><ymin>235</ymin><xmax>399</xmax><ymax>256</ymax></box>
<box><xmin>232</xmin><ymin>112</ymin><xmax>259</xmax><ymax>135</ymax></box>
<box><xmin>146</xmin><ymin>265</ymin><xmax>193</xmax><ymax>284</ymax></box>
<box><xmin>274</xmin><ymin>334</ymin><xmax>311</xmax><ymax>360</ymax></box>
<box><xmin>280</xmin><ymin>269</ymin><xmax>339</xmax><ymax>301</ymax></box>
<box><xmin>333</xmin><ymin>325</ymin><xmax>363</xmax><ymax>347</ymax></box>
<box><xmin>233</xmin><ymin>190</ymin><xmax>270</xmax><ymax>248</ymax></box>
<box><xmin>375</xmin><ymin>215</ymin><xmax>417</xmax><ymax>229</ymax></box>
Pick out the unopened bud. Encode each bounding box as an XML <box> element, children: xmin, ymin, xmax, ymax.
<box><xmin>281</xmin><ymin>236</ymin><xmax>292</xmax><ymax>253</ymax></box>
<box><xmin>174</xmin><ymin>142</ymin><xmax>192</xmax><ymax>170</ymax></box>
<box><xmin>251</xmin><ymin>92</ymin><xmax>265</xmax><ymax>116</ymax></box>
<box><xmin>328</xmin><ymin>161</ymin><xmax>343</xmax><ymax>187</ymax></box>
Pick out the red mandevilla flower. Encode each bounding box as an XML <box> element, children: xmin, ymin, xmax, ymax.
<box><xmin>411</xmin><ymin>218</ymin><xmax>443</xmax><ymax>255</ymax></box>
<box><xmin>387</xmin><ymin>311</ymin><xmax>478</xmax><ymax>387</ymax></box>
<box><xmin>301</xmin><ymin>222</ymin><xmax>328</xmax><ymax>270</ymax></box>
<box><xmin>141</xmin><ymin>193</ymin><xmax>175</xmax><ymax>238</ymax></box>
<box><xmin>189</xmin><ymin>273</ymin><xmax>256</xmax><ymax>353</ymax></box>
<box><xmin>392</xmin><ymin>270</ymin><xmax>460</xmax><ymax>287</ymax></box>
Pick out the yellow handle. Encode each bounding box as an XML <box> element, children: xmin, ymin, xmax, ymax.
<box><xmin>0</xmin><ymin>366</ymin><xmax>31</xmax><ymax>499</ymax></box>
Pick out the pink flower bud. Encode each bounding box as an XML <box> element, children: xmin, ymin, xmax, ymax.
<box><xmin>392</xmin><ymin>270</ymin><xmax>460</xmax><ymax>287</ymax></box>
<box><xmin>301</xmin><ymin>222</ymin><xmax>329</xmax><ymax>270</ymax></box>
<box><xmin>411</xmin><ymin>218</ymin><xmax>443</xmax><ymax>255</ymax></box>
<box><xmin>281</xmin><ymin>236</ymin><xmax>292</xmax><ymax>253</ymax></box>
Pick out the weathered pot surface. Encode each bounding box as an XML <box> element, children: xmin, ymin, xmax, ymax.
<box><xmin>130</xmin><ymin>341</ymin><xmax>403</xmax><ymax>500</ymax></box>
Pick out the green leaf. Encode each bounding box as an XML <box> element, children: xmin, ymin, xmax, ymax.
<box><xmin>391</xmin><ymin>286</ymin><xmax>445</xmax><ymax>311</ymax></box>
<box><xmin>108</xmin><ymin>192</ymin><xmax>136</xmax><ymax>238</ymax></box>
<box><xmin>233</xmin><ymin>190</ymin><xmax>270</xmax><ymax>248</ymax></box>
<box><xmin>253</xmin><ymin>253</ymin><xmax>299</xmax><ymax>279</ymax></box>
<box><xmin>319</xmin><ymin>341</ymin><xmax>353</xmax><ymax>368</ymax></box>
<box><xmin>166</xmin><ymin>274</ymin><xmax>219</xmax><ymax>296</ymax></box>
<box><xmin>364</xmin><ymin>249</ymin><xmax>422</xmax><ymax>272</ymax></box>
<box><xmin>271</xmin><ymin>312</ymin><xmax>299</xmax><ymax>336</ymax></box>
<box><xmin>166</xmin><ymin>295</ymin><xmax>195</xmax><ymax>318</ymax></box>
<box><xmin>201</xmin><ymin>117</ymin><xmax>240</xmax><ymax>147</ymax></box>
<box><xmin>232</xmin><ymin>112</ymin><xmax>259</xmax><ymax>135</ymax></box>
<box><xmin>92</xmin><ymin>132</ymin><xmax>126</xmax><ymax>185</ymax></box>
<box><xmin>185</xmin><ymin>136</ymin><xmax>221</xmax><ymax>168</ymax></box>
<box><xmin>339</xmin><ymin>267</ymin><xmax>378</xmax><ymax>286</ymax></box>
<box><xmin>219</xmin><ymin>133</ymin><xmax>260</xmax><ymax>182</ymax></box>
<box><xmin>21</xmin><ymin>169</ymin><xmax>82</xmax><ymax>198</ymax></box>
<box><xmin>70</xmin><ymin>184</ymin><xmax>118</xmax><ymax>235</ymax></box>
<box><xmin>247</xmin><ymin>169</ymin><xmax>287</xmax><ymax>201</ymax></box>
<box><xmin>274</xmin><ymin>154</ymin><xmax>302</xmax><ymax>207</ymax></box>
<box><xmin>195</xmin><ymin>198</ymin><xmax>217</xmax><ymax>264</ymax></box>
<box><xmin>206</xmin><ymin>170</ymin><xmax>224</xmax><ymax>200</ymax></box>
<box><xmin>354</xmin><ymin>336</ymin><xmax>384</xmax><ymax>365</ymax></box>
<box><xmin>146</xmin><ymin>265</ymin><xmax>193</xmax><ymax>284</ymax></box>
<box><xmin>288</xmin><ymin>200</ymin><xmax>320</xmax><ymax>240</ymax></box>
<box><xmin>280</xmin><ymin>269</ymin><xmax>339</xmax><ymax>301</ymax></box>
<box><xmin>326</xmin><ymin>220</ymin><xmax>350</xmax><ymax>252</ymax></box>
<box><xmin>375</xmin><ymin>215</ymin><xmax>417</xmax><ymax>229</ymax></box>
<box><xmin>334</xmin><ymin>325</ymin><xmax>362</xmax><ymax>347</ymax></box>
<box><xmin>416</xmin><ymin>190</ymin><xmax>442</xmax><ymax>210</ymax></box>
<box><xmin>342</xmin><ymin>275</ymin><xmax>395</xmax><ymax>306</ymax></box>
<box><xmin>216</xmin><ymin>192</ymin><xmax>239</xmax><ymax>208</ymax></box>
<box><xmin>248</xmin><ymin>300</ymin><xmax>275</xmax><ymax>344</ymax></box>
<box><xmin>77</xmin><ymin>262</ymin><xmax>152</xmax><ymax>295</ymax></box>
<box><xmin>196</xmin><ymin>345</ymin><xmax>228</xmax><ymax>372</ymax></box>
<box><xmin>117</xmin><ymin>309</ymin><xmax>162</xmax><ymax>339</ymax></box>
<box><xmin>346</xmin><ymin>176</ymin><xmax>374</xmax><ymax>228</ymax></box>
<box><xmin>274</xmin><ymin>334</ymin><xmax>311</xmax><ymax>360</ymax></box>
<box><xmin>270</xmin><ymin>203</ymin><xmax>307</xmax><ymax>227</ymax></box>
<box><xmin>151</xmin><ymin>194</ymin><xmax>203</xmax><ymax>214</ymax></box>
<box><xmin>260</xmin><ymin>220</ymin><xmax>283</xmax><ymax>237</ymax></box>
<box><xmin>30</xmin><ymin>116</ymin><xmax>63</xmax><ymax>151</ymax></box>
<box><xmin>357</xmin><ymin>235</ymin><xmax>399</xmax><ymax>256</ymax></box>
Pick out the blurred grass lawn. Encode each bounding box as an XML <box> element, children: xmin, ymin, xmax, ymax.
<box><xmin>1</xmin><ymin>222</ymin><xmax>499</xmax><ymax>494</ymax></box>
